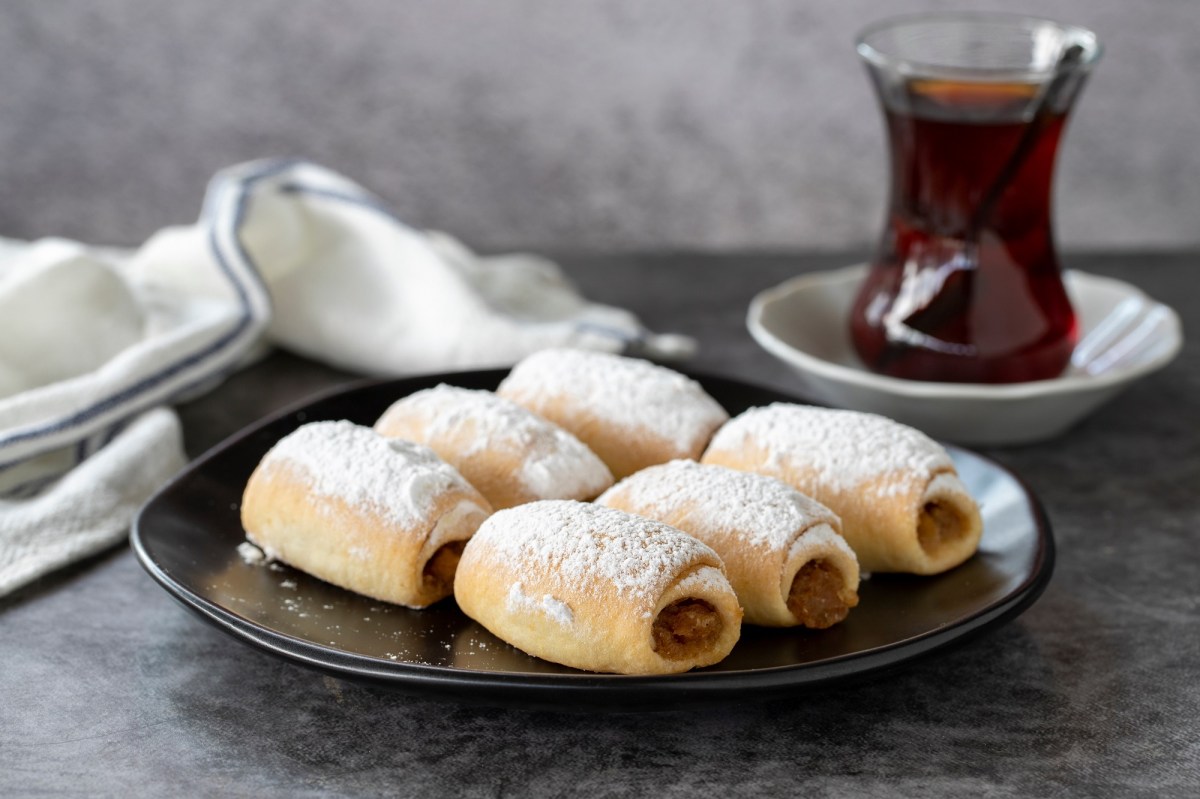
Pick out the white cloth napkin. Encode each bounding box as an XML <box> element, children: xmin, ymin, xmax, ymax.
<box><xmin>0</xmin><ymin>159</ymin><xmax>692</xmax><ymax>596</ymax></box>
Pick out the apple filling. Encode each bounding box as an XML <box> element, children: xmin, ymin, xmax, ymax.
<box><xmin>652</xmin><ymin>598</ymin><xmax>724</xmax><ymax>659</ymax></box>
<box><xmin>917</xmin><ymin>500</ymin><xmax>969</xmax><ymax>557</ymax></box>
<box><xmin>422</xmin><ymin>540</ymin><xmax>466</xmax><ymax>594</ymax></box>
<box><xmin>787</xmin><ymin>559</ymin><xmax>858</xmax><ymax>629</ymax></box>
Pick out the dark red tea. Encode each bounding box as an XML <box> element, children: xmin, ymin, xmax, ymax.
<box><xmin>850</xmin><ymin>79</ymin><xmax>1078</xmax><ymax>383</ymax></box>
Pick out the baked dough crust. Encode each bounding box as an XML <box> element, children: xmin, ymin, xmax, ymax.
<box><xmin>496</xmin><ymin>349</ymin><xmax>728</xmax><ymax>479</ymax></box>
<box><xmin>702</xmin><ymin>404</ymin><xmax>983</xmax><ymax>575</ymax></box>
<box><xmin>597</xmin><ymin>460</ymin><xmax>859</xmax><ymax>628</ymax></box>
<box><xmin>241</xmin><ymin>421</ymin><xmax>492</xmax><ymax>608</ymax></box>
<box><xmin>454</xmin><ymin>500</ymin><xmax>743</xmax><ymax>674</ymax></box>
<box><xmin>374</xmin><ymin>384</ymin><xmax>613</xmax><ymax>510</ymax></box>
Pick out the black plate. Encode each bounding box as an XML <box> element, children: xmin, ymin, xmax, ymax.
<box><xmin>132</xmin><ymin>369</ymin><xmax>1054</xmax><ymax>709</ymax></box>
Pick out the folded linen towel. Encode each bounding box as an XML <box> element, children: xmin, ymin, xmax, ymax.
<box><xmin>0</xmin><ymin>159</ymin><xmax>691</xmax><ymax>597</ymax></box>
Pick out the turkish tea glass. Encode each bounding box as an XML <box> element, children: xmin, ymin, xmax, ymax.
<box><xmin>850</xmin><ymin>13</ymin><xmax>1101</xmax><ymax>383</ymax></box>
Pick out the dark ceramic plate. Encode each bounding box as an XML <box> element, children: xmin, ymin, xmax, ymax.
<box><xmin>132</xmin><ymin>369</ymin><xmax>1053</xmax><ymax>709</ymax></box>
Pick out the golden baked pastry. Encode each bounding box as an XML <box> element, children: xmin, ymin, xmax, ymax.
<box><xmin>374</xmin><ymin>384</ymin><xmax>613</xmax><ymax>510</ymax></box>
<box><xmin>454</xmin><ymin>500</ymin><xmax>743</xmax><ymax>674</ymax></box>
<box><xmin>597</xmin><ymin>460</ymin><xmax>859</xmax><ymax>628</ymax></box>
<box><xmin>241</xmin><ymin>420</ymin><xmax>492</xmax><ymax>608</ymax></box>
<box><xmin>496</xmin><ymin>349</ymin><xmax>728</xmax><ymax>479</ymax></box>
<box><xmin>702</xmin><ymin>404</ymin><xmax>983</xmax><ymax>575</ymax></box>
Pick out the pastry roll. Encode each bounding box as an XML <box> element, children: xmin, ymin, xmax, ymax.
<box><xmin>454</xmin><ymin>500</ymin><xmax>743</xmax><ymax>674</ymax></box>
<box><xmin>374</xmin><ymin>384</ymin><xmax>614</xmax><ymax>510</ymax></box>
<box><xmin>597</xmin><ymin>460</ymin><xmax>859</xmax><ymax>628</ymax></box>
<box><xmin>702</xmin><ymin>404</ymin><xmax>983</xmax><ymax>575</ymax></box>
<box><xmin>241</xmin><ymin>420</ymin><xmax>492</xmax><ymax>608</ymax></box>
<box><xmin>496</xmin><ymin>349</ymin><xmax>729</xmax><ymax>479</ymax></box>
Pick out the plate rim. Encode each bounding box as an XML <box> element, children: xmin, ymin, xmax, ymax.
<box><xmin>131</xmin><ymin>368</ymin><xmax>1056</xmax><ymax>703</ymax></box>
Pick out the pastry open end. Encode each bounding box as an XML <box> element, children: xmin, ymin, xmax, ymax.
<box><xmin>422</xmin><ymin>540</ymin><xmax>467</xmax><ymax>595</ymax></box>
<box><xmin>907</xmin><ymin>472</ymin><xmax>985</xmax><ymax>575</ymax></box>
<box><xmin>652</xmin><ymin>598</ymin><xmax>725</xmax><ymax>660</ymax></box>
<box><xmin>917</xmin><ymin>500</ymin><xmax>972</xmax><ymax>558</ymax></box>
<box><xmin>786</xmin><ymin>559</ymin><xmax>860</xmax><ymax>630</ymax></box>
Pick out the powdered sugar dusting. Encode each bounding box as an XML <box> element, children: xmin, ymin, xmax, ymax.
<box><xmin>597</xmin><ymin>460</ymin><xmax>839</xmax><ymax>551</ymax></box>
<box><xmin>506</xmin><ymin>582</ymin><xmax>575</xmax><ymax>627</ymax></box>
<box><xmin>926</xmin><ymin>471</ymin><xmax>972</xmax><ymax>503</ymax></box>
<box><xmin>672</xmin><ymin>566</ymin><xmax>731</xmax><ymax>599</ymax></box>
<box><xmin>260</xmin><ymin>420</ymin><xmax>476</xmax><ymax>527</ymax></box>
<box><xmin>237</xmin><ymin>541</ymin><xmax>266</xmax><ymax>564</ymax></box>
<box><xmin>378</xmin><ymin>385</ymin><xmax>611</xmax><ymax>499</ymax></box>
<box><xmin>473</xmin><ymin>500</ymin><xmax>720</xmax><ymax>606</ymax></box>
<box><xmin>498</xmin><ymin>349</ymin><xmax>728</xmax><ymax>452</ymax></box>
<box><xmin>709</xmin><ymin>404</ymin><xmax>953</xmax><ymax>497</ymax></box>
<box><xmin>785</xmin><ymin>523</ymin><xmax>856</xmax><ymax>569</ymax></box>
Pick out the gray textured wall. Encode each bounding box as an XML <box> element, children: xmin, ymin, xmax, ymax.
<box><xmin>1</xmin><ymin>1</ymin><xmax>1197</xmax><ymax>252</ymax></box>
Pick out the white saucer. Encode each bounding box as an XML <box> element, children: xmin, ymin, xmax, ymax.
<box><xmin>748</xmin><ymin>265</ymin><xmax>1183</xmax><ymax>446</ymax></box>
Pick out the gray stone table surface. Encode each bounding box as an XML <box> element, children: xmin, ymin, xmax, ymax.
<box><xmin>2</xmin><ymin>253</ymin><xmax>1197</xmax><ymax>797</ymax></box>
